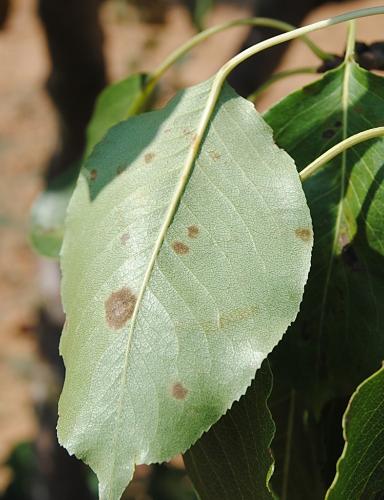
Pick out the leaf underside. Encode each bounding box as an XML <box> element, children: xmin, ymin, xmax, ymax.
<box><xmin>58</xmin><ymin>77</ymin><xmax>312</xmax><ymax>500</ymax></box>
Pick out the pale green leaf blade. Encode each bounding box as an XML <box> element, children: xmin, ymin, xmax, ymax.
<box><xmin>183</xmin><ymin>360</ymin><xmax>275</xmax><ymax>500</ymax></box>
<box><xmin>58</xmin><ymin>77</ymin><xmax>312</xmax><ymax>500</ymax></box>
<box><xmin>327</xmin><ymin>365</ymin><xmax>384</xmax><ymax>500</ymax></box>
<box><xmin>85</xmin><ymin>73</ymin><xmax>147</xmax><ymax>158</ymax></box>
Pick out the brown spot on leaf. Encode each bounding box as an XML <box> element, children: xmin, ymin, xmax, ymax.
<box><xmin>144</xmin><ymin>152</ymin><xmax>155</xmax><ymax>164</ymax></box>
<box><xmin>172</xmin><ymin>241</ymin><xmax>189</xmax><ymax>255</ymax></box>
<box><xmin>105</xmin><ymin>288</ymin><xmax>137</xmax><ymax>330</ymax></box>
<box><xmin>322</xmin><ymin>129</ymin><xmax>335</xmax><ymax>139</ymax></box>
<box><xmin>295</xmin><ymin>228</ymin><xmax>313</xmax><ymax>242</ymax></box>
<box><xmin>218</xmin><ymin>304</ymin><xmax>259</xmax><ymax>330</ymax></box>
<box><xmin>187</xmin><ymin>225</ymin><xmax>199</xmax><ymax>239</ymax></box>
<box><xmin>90</xmin><ymin>169</ymin><xmax>97</xmax><ymax>181</ymax></box>
<box><xmin>116</xmin><ymin>165</ymin><xmax>124</xmax><ymax>176</ymax></box>
<box><xmin>172</xmin><ymin>383</ymin><xmax>188</xmax><ymax>400</ymax></box>
<box><xmin>183</xmin><ymin>128</ymin><xmax>197</xmax><ymax>143</ymax></box>
<box><xmin>334</xmin><ymin>120</ymin><xmax>342</xmax><ymax>128</ymax></box>
<box><xmin>209</xmin><ymin>150</ymin><xmax>221</xmax><ymax>161</ymax></box>
<box><xmin>121</xmin><ymin>232</ymin><xmax>129</xmax><ymax>245</ymax></box>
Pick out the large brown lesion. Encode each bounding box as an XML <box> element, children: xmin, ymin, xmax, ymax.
<box><xmin>144</xmin><ymin>152</ymin><xmax>155</xmax><ymax>164</ymax></box>
<box><xmin>105</xmin><ymin>287</ymin><xmax>137</xmax><ymax>330</ymax></box>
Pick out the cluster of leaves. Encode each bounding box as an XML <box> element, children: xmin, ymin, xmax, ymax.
<box><xmin>31</xmin><ymin>9</ymin><xmax>384</xmax><ymax>500</ymax></box>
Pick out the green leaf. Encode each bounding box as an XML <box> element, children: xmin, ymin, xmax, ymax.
<box><xmin>183</xmin><ymin>360</ymin><xmax>274</xmax><ymax>500</ymax></box>
<box><xmin>326</xmin><ymin>365</ymin><xmax>384</xmax><ymax>500</ymax></box>
<box><xmin>265</xmin><ymin>61</ymin><xmax>384</xmax><ymax>411</ymax></box>
<box><xmin>58</xmin><ymin>77</ymin><xmax>312</xmax><ymax>500</ymax></box>
<box><xmin>85</xmin><ymin>73</ymin><xmax>147</xmax><ymax>158</ymax></box>
<box><xmin>193</xmin><ymin>0</ymin><xmax>214</xmax><ymax>31</ymax></box>
<box><xmin>268</xmin><ymin>382</ymin><xmax>336</xmax><ymax>500</ymax></box>
<box><xmin>29</xmin><ymin>165</ymin><xmax>79</xmax><ymax>259</ymax></box>
<box><xmin>30</xmin><ymin>74</ymin><xmax>148</xmax><ymax>259</ymax></box>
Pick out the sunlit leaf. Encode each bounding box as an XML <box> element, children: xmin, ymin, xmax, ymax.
<box><xmin>265</xmin><ymin>61</ymin><xmax>384</xmax><ymax>411</ymax></box>
<box><xmin>58</xmin><ymin>77</ymin><xmax>312</xmax><ymax>500</ymax></box>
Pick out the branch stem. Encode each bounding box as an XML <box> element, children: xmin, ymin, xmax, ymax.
<box><xmin>300</xmin><ymin>127</ymin><xmax>384</xmax><ymax>182</ymax></box>
<box><xmin>129</xmin><ymin>17</ymin><xmax>330</xmax><ymax>115</ymax></box>
<box><xmin>248</xmin><ymin>67</ymin><xmax>317</xmax><ymax>102</ymax></box>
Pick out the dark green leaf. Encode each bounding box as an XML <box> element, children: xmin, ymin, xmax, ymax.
<box><xmin>265</xmin><ymin>61</ymin><xmax>384</xmax><ymax>411</ymax></box>
<box><xmin>193</xmin><ymin>0</ymin><xmax>214</xmax><ymax>31</ymax></box>
<box><xmin>268</xmin><ymin>382</ymin><xmax>348</xmax><ymax>499</ymax></box>
<box><xmin>184</xmin><ymin>360</ymin><xmax>274</xmax><ymax>500</ymax></box>
<box><xmin>85</xmin><ymin>73</ymin><xmax>147</xmax><ymax>158</ymax></box>
<box><xmin>326</xmin><ymin>365</ymin><xmax>384</xmax><ymax>500</ymax></box>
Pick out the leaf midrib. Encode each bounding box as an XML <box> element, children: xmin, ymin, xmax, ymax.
<box><xmin>106</xmin><ymin>79</ymin><xmax>225</xmax><ymax>493</ymax></box>
<box><xmin>316</xmin><ymin>25</ymin><xmax>356</xmax><ymax>361</ymax></box>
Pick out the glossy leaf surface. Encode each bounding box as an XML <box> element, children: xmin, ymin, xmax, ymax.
<box><xmin>265</xmin><ymin>61</ymin><xmax>384</xmax><ymax>410</ymax></box>
<box><xmin>327</xmin><ymin>366</ymin><xmax>384</xmax><ymax>500</ymax></box>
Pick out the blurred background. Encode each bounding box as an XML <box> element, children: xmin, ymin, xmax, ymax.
<box><xmin>0</xmin><ymin>0</ymin><xmax>383</xmax><ymax>498</ymax></box>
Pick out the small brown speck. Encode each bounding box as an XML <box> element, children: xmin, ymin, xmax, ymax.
<box><xmin>322</xmin><ymin>129</ymin><xmax>335</xmax><ymax>139</ymax></box>
<box><xmin>145</xmin><ymin>152</ymin><xmax>155</xmax><ymax>164</ymax></box>
<box><xmin>116</xmin><ymin>166</ymin><xmax>124</xmax><ymax>176</ymax></box>
<box><xmin>121</xmin><ymin>232</ymin><xmax>129</xmax><ymax>245</ymax></box>
<box><xmin>187</xmin><ymin>225</ymin><xmax>199</xmax><ymax>239</ymax></box>
<box><xmin>105</xmin><ymin>287</ymin><xmax>137</xmax><ymax>330</ymax></box>
<box><xmin>172</xmin><ymin>241</ymin><xmax>189</xmax><ymax>255</ymax></box>
<box><xmin>90</xmin><ymin>169</ymin><xmax>97</xmax><ymax>181</ymax></box>
<box><xmin>183</xmin><ymin>128</ymin><xmax>197</xmax><ymax>143</ymax></box>
<box><xmin>295</xmin><ymin>228</ymin><xmax>313</xmax><ymax>242</ymax></box>
<box><xmin>209</xmin><ymin>150</ymin><xmax>221</xmax><ymax>161</ymax></box>
<box><xmin>172</xmin><ymin>382</ymin><xmax>188</xmax><ymax>400</ymax></box>
<box><xmin>334</xmin><ymin>120</ymin><xmax>342</xmax><ymax>128</ymax></box>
